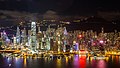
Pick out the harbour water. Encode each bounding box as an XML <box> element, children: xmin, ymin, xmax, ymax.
<box><xmin>0</xmin><ymin>54</ymin><xmax>120</xmax><ymax>68</ymax></box>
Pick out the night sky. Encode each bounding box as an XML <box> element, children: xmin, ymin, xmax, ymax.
<box><xmin>0</xmin><ymin>0</ymin><xmax>120</xmax><ymax>15</ymax></box>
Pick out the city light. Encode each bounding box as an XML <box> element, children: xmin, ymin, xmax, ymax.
<box><xmin>0</xmin><ymin>1</ymin><xmax>120</xmax><ymax>68</ymax></box>
<box><xmin>99</xmin><ymin>40</ymin><xmax>104</xmax><ymax>44</ymax></box>
<box><xmin>78</xmin><ymin>34</ymin><xmax>82</xmax><ymax>38</ymax></box>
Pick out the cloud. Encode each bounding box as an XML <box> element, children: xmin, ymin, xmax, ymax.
<box><xmin>43</xmin><ymin>10</ymin><xmax>59</xmax><ymax>20</ymax></box>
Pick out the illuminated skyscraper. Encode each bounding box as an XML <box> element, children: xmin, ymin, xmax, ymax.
<box><xmin>46</xmin><ymin>26</ymin><xmax>51</xmax><ymax>50</ymax></box>
<box><xmin>21</xmin><ymin>28</ymin><xmax>27</xmax><ymax>45</ymax></box>
<box><xmin>31</xmin><ymin>22</ymin><xmax>37</xmax><ymax>51</ymax></box>
<box><xmin>37</xmin><ymin>25</ymin><xmax>42</xmax><ymax>50</ymax></box>
<box><xmin>56</xmin><ymin>26</ymin><xmax>63</xmax><ymax>52</ymax></box>
<box><xmin>27</xmin><ymin>30</ymin><xmax>31</xmax><ymax>46</ymax></box>
<box><xmin>1</xmin><ymin>31</ymin><xmax>8</xmax><ymax>46</ymax></box>
<box><xmin>63</xmin><ymin>27</ymin><xmax>68</xmax><ymax>52</ymax></box>
<box><xmin>13</xmin><ymin>36</ymin><xmax>17</xmax><ymax>46</ymax></box>
<box><xmin>16</xmin><ymin>26</ymin><xmax>21</xmax><ymax>45</ymax></box>
<box><xmin>38</xmin><ymin>25</ymin><xmax>41</xmax><ymax>33</ymax></box>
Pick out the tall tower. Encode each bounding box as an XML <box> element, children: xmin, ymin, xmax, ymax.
<box><xmin>1</xmin><ymin>31</ymin><xmax>8</xmax><ymax>46</ymax></box>
<box><xmin>21</xmin><ymin>28</ymin><xmax>27</xmax><ymax>45</ymax></box>
<box><xmin>63</xmin><ymin>27</ymin><xmax>68</xmax><ymax>52</ymax></box>
<box><xmin>38</xmin><ymin>25</ymin><xmax>41</xmax><ymax>33</ymax></box>
<box><xmin>101</xmin><ymin>27</ymin><xmax>104</xmax><ymax>34</ymax></box>
<box><xmin>46</xmin><ymin>25</ymin><xmax>51</xmax><ymax>50</ymax></box>
<box><xmin>31</xmin><ymin>22</ymin><xmax>37</xmax><ymax>51</ymax></box>
<box><xmin>16</xmin><ymin>26</ymin><xmax>21</xmax><ymax>45</ymax></box>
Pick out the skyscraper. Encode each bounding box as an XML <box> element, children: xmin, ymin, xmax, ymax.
<box><xmin>63</xmin><ymin>27</ymin><xmax>68</xmax><ymax>52</ymax></box>
<box><xmin>16</xmin><ymin>26</ymin><xmax>21</xmax><ymax>45</ymax></box>
<box><xmin>21</xmin><ymin>28</ymin><xmax>27</xmax><ymax>45</ymax></box>
<box><xmin>1</xmin><ymin>31</ymin><xmax>8</xmax><ymax>46</ymax></box>
<box><xmin>31</xmin><ymin>22</ymin><xmax>37</xmax><ymax>52</ymax></box>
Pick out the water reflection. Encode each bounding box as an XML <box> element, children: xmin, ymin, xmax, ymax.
<box><xmin>73</xmin><ymin>55</ymin><xmax>79</xmax><ymax>68</ymax></box>
<box><xmin>115</xmin><ymin>56</ymin><xmax>119</xmax><ymax>64</ymax></box>
<box><xmin>90</xmin><ymin>57</ymin><xmax>108</xmax><ymax>68</ymax></box>
<box><xmin>91</xmin><ymin>59</ymin><xmax>97</xmax><ymax>68</ymax></box>
<box><xmin>1</xmin><ymin>54</ymin><xmax>120</xmax><ymax>68</ymax></box>
<box><xmin>65</xmin><ymin>56</ymin><xmax>68</xmax><ymax>65</ymax></box>
<box><xmin>23</xmin><ymin>58</ymin><xmax>27</xmax><ymax>68</ymax></box>
<box><xmin>73</xmin><ymin>55</ymin><xmax>87</xmax><ymax>68</ymax></box>
<box><xmin>112</xmin><ymin>55</ymin><xmax>114</xmax><ymax>62</ymax></box>
<box><xmin>14</xmin><ymin>57</ymin><xmax>23</xmax><ymax>68</ymax></box>
<box><xmin>79</xmin><ymin>56</ymin><xmax>86</xmax><ymax>68</ymax></box>
<box><xmin>105</xmin><ymin>57</ymin><xmax>109</xmax><ymax>62</ymax></box>
<box><xmin>119</xmin><ymin>56</ymin><xmax>120</xmax><ymax>63</ymax></box>
<box><xmin>56</xmin><ymin>58</ymin><xmax>62</xmax><ymax>68</ymax></box>
<box><xmin>97</xmin><ymin>60</ymin><xmax>106</xmax><ymax>68</ymax></box>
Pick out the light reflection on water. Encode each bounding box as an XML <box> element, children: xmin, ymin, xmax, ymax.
<box><xmin>97</xmin><ymin>60</ymin><xmax>106</xmax><ymax>68</ymax></box>
<box><xmin>79</xmin><ymin>56</ymin><xmax>86</xmax><ymax>68</ymax></box>
<box><xmin>73</xmin><ymin>55</ymin><xmax>80</xmax><ymax>68</ymax></box>
<box><xmin>23</xmin><ymin>58</ymin><xmax>27</xmax><ymax>68</ymax></box>
<box><xmin>1</xmin><ymin>55</ymin><xmax>120</xmax><ymax>68</ymax></box>
<box><xmin>73</xmin><ymin>55</ymin><xmax>87</xmax><ymax>68</ymax></box>
<box><xmin>56</xmin><ymin>58</ymin><xmax>62</xmax><ymax>68</ymax></box>
<box><xmin>65</xmin><ymin>56</ymin><xmax>68</xmax><ymax>65</ymax></box>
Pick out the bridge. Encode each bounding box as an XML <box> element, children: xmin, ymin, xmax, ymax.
<box><xmin>0</xmin><ymin>50</ymin><xmax>21</xmax><ymax>53</ymax></box>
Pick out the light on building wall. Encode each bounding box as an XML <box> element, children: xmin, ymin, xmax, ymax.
<box><xmin>32</xmin><ymin>22</ymin><xmax>36</xmax><ymax>25</ymax></box>
<box><xmin>78</xmin><ymin>34</ymin><xmax>82</xmax><ymax>38</ymax></box>
<box><xmin>92</xmin><ymin>42</ymin><xmax>96</xmax><ymax>46</ymax></box>
<box><xmin>73</xmin><ymin>41</ymin><xmax>76</xmax><ymax>44</ymax></box>
<box><xmin>99</xmin><ymin>40</ymin><xmax>104</xmax><ymax>44</ymax></box>
<box><xmin>58</xmin><ymin>41</ymin><xmax>60</xmax><ymax>44</ymax></box>
<box><xmin>58</xmin><ymin>34</ymin><xmax>60</xmax><ymax>37</ymax></box>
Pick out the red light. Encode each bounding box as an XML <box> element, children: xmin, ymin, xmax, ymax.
<box><xmin>80</xmin><ymin>50</ymin><xmax>85</xmax><ymax>52</ymax></box>
<box><xmin>78</xmin><ymin>34</ymin><xmax>82</xmax><ymax>38</ymax></box>
<box><xmin>92</xmin><ymin>42</ymin><xmax>96</xmax><ymax>46</ymax></box>
<box><xmin>79</xmin><ymin>56</ymin><xmax>86</xmax><ymax>68</ymax></box>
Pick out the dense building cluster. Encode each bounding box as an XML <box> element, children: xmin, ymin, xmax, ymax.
<box><xmin>0</xmin><ymin>21</ymin><xmax>120</xmax><ymax>54</ymax></box>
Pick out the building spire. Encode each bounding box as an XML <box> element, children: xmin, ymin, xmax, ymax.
<box><xmin>64</xmin><ymin>27</ymin><xmax>68</xmax><ymax>35</ymax></box>
<box><xmin>101</xmin><ymin>27</ymin><xmax>104</xmax><ymax>33</ymax></box>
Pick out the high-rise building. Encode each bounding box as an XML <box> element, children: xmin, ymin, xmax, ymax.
<box><xmin>37</xmin><ymin>25</ymin><xmax>42</xmax><ymax>50</ymax></box>
<box><xmin>56</xmin><ymin>26</ymin><xmax>63</xmax><ymax>52</ymax></box>
<box><xmin>27</xmin><ymin>30</ymin><xmax>31</xmax><ymax>46</ymax></box>
<box><xmin>31</xmin><ymin>22</ymin><xmax>37</xmax><ymax>51</ymax></box>
<box><xmin>13</xmin><ymin>36</ymin><xmax>16</xmax><ymax>46</ymax></box>
<box><xmin>63</xmin><ymin>27</ymin><xmax>68</xmax><ymax>52</ymax></box>
<box><xmin>16</xmin><ymin>26</ymin><xmax>21</xmax><ymax>45</ymax></box>
<box><xmin>21</xmin><ymin>28</ymin><xmax>27</xmax><ymax>45</ymax></box>
<box><xmin>1</xmin><ymin>31</ymin><xmax>8</xmax><ymax>46</ymax></box>
<box><xmin>46</xmin><ymin>26</ymin><xmax>51</xmax><ymax>50</ymax></box>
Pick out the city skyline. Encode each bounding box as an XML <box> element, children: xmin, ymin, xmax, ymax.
<box><xmin>1</xmin><ymin>0</ymin><xmax>120</xmax><ymax>68</ymax></box>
